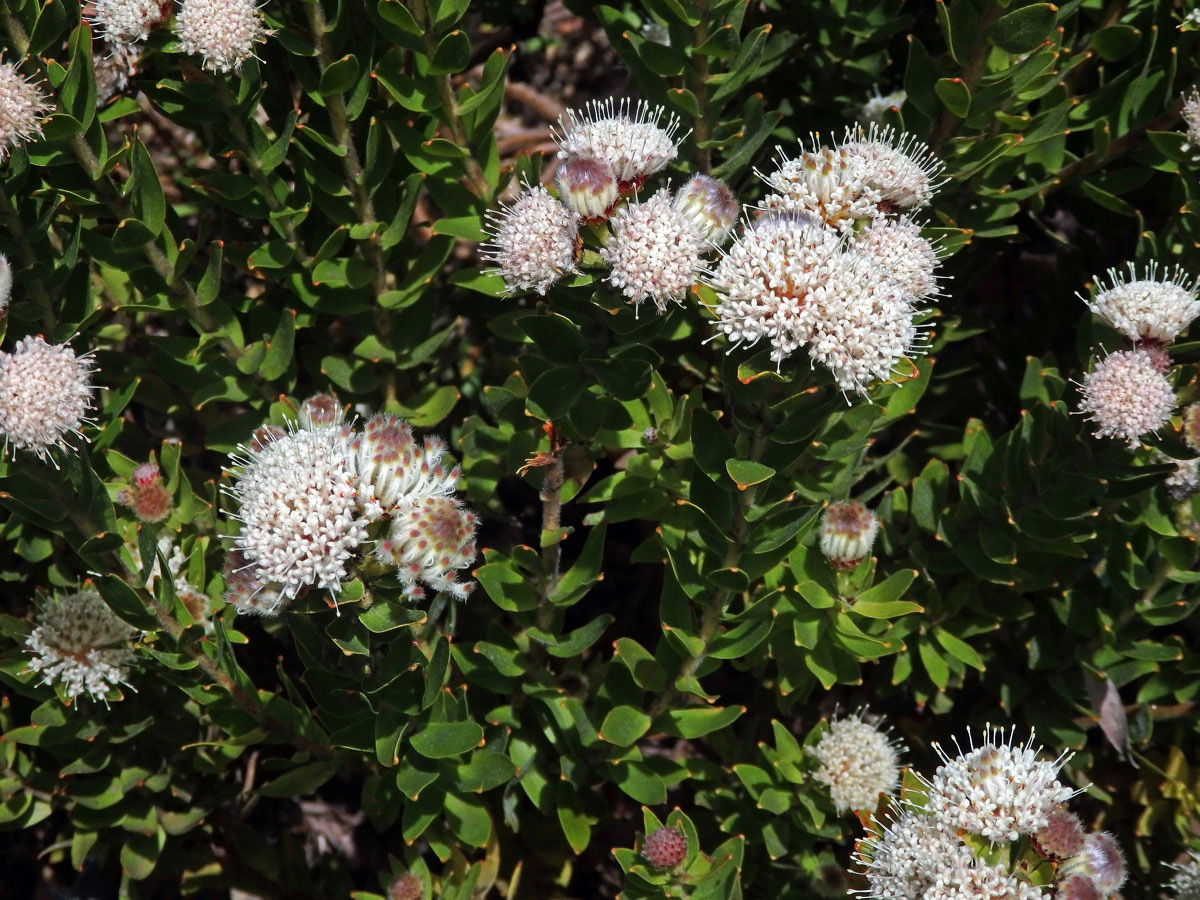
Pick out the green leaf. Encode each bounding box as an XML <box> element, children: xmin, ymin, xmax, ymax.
<box><xmin>903</xmin><ymin>35</ymin><xmax>939</xmax><ymax>118</ymax></box>
<box><xmin>556</xmin><ymin>782</ymin><xmax>593</xmax><ymax>853</ymax></box>
<box><xmin>422</xmin><ymin>636</ymin><xmax>450</xmax><ymax>710</ymax></box>
<box><xmin>259</xmin><ymin>309</ymin><xmax>296</xmax><ymax>380</ymax></box>
<box><xmin>527</xmin><ymin>367</ymin><xmax>584</xmax><ymax>421</ymax></box>
<box><xmin>850</xmin><ymin>570</ymin><xmax>922</xmax><ymax>618</ymax></box>
<box><xmin>1091</xmin><ymin>24</ymin><xmax>1141</xmax><ymax>61</ymax></box>
<box><xmin>725</xmin><ymin>458</ymin><xmax>775</xmax><ymax>491</ymax></box>
<box><xmin>600</xmin><ymin>706</ymin><xmax>652</xmax><ymax>747</ymax></box>
<box><xmin>661</xmin><ymin>705</ymin><xmax>744</xmax><ymax>739</ymax></box>
<box><xmin>319</xmin><ymin>54</ymin><xmax>360</xmax><ymax>96</ymax></box>
<box><xmin>691</xmin><ymin>409</ymin><xmax>736</xmax><ymax>487</ymax></box>
<box><xmin>444</xmin><ymin>792</ymin><xmax>492</xmax><ymax>847</ymax></box>
<box><xmin>377</xmin><ymin>0</ymin><xmax>423</xmax><ymax>35</ymax></box>
<box><xmin>990</xmin><ymin>3</ymin><xmax>1057</xmax><ymax>54</ymax></box>
<box><xmin>429</xmin><ymin>30</ymin><xmax>471</xmax><ymax>75</ymax></box>
<box><xmin>935</xmin><ymin>628</ymin><xmax>986</xmax><ymax>671</ymax></box>
<box><xmin>409</xmin><ymin>722</ymin><xmax>484</xmax><ymax>759</ymax></box>
<box><xmin>129</xmin><ymin>140</ymin><xmax>166</xmax><ymax>236</ymax></box>
<box><xmin>258</xmin><ymin>760</ymin><xmax>338</xmax><ymax>798</ymax></box>
<box><xmin>935</xmin><ymin>78</ymin><xmax>971</xmax><ymax>118</ymax></box>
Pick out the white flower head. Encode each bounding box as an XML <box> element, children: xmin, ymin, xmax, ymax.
<box><xmin>1164</xmin><ymin>456</ymin><xmax>1200</xmax><ymax>501</ymax></box>
<box><xmin>1183</xmin><ymin>87</ymin><xmax>1200</xmax><ymax>155</ymax></box>
<box><xmin>92</xmin><ymin>0</ymin><xmax>167</xmax><ymax>43</ymax></box>
<box><xmin>601</xmin><ymin>189</ymin><xmax>708</xmax><ymax>314</ymax></box>
<box><xmin>811</xmin><ymin>709</ymin><xmax>902</xmax><ymax>813</ymax></box>
<box><xmin>1084</xmin><ymin>261</ymin><xmax>1200</xmax><ymax>344</ymax></box>
<box><xmin>175</xmin><ymin>0</ymin><xmax>270</xmax><ymax>74</ymax></box>
<box><xmin>819</xmin><ymin>501</ymin><xmax>879</xmax><ymax>569</ymax></box>
<box><xmin>758</xmin><ymin>143</ymin><xmax>883</xmax><ymax>232</ymax></box>
<box><xmin>0</xmin><ymin>57</ymin><xmax>51</xmax><ymax>161</ymax></box>
<box><xmin>708</xmin><ymin>212</ymin><xmax>843</xmax><ymax>363</ymax></box>
<box><xmin>0</xmin><ymin>251</ymin><xmax>11</xmax><ymax>316</ymax></box>
<box><xmin>1077</xmin><ymin>349</ymin><xmax>1175</xmax><ymax>448</ymax></box>
<box><xmin>853</xmin><ymin>807</ymin><xmax>971</xmax><ymax>900</ymax></box>
<box><xmin>852</xmin><ymin>217</ymin><xmax>943</xmax><ymax>302</ymax></box>
<box><xmin>842</xmin><ymin>124</ymin><xmax>946</xmax><ymax>213</ymax></box>
<box><xmin>860</xmin><ymin>89</ymin><xmax>907</xmax><ymax>128</ymax></box>
<box><xmin>554</xmin><ymin>97</ymin><xmax>683</xmax><ymax>187</ymax></box>
<box><xmin>1167</xmin><ymin>850</ymin><xmax>1200</xmax><ymax>900</ymax></box>
<box><xmin>920</xmin><ymin>726</ymin><xmax>1076</xmax><ymax>844</ymax></box>
<box><xmin>222</xmin><ymin>547</ymin><xmax>285</xmax><ymax>616</ymax></box>
<box><xmin>805</xmin><ymin>258</ymin><xmax>923</xmax><ymax>395</ymax></box>
<box><xmin>377</xmin><ymin>495</ymin><xmax>478</xmax><ymax>601</ymax></box>
<box><xmin>482</xmin><ymin>184</ymin><xmax>579</xmax><ymax>295</ymax></box>
<box><xmin>0</xmin><ymin>335</ymin><xmax>99</xmax><ymax>464</ymax></box>
<box><xmin>353</xmin><ymin>413</ymin><xmax>460</xmax><ymax>522</ymax></box>
<box><xmin>25</xmin><ymin>588</ymin><xmax>138</xmax><ymax>703</ymax></box>
<box><xmin>225</xmin><ymin>413</ymin><xmax>367</xmax><ymax>603</ymax></box>
<box><xmin>94</xmin><ymin>42</ymin><xmax>141</xmax><ymax>102</ymax></box>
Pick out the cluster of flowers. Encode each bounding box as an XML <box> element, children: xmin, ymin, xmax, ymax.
<box><xmin>854</xmin><ymin>727</ymin><xmax>1126</xmax><ymax>900</ymax></box>
<box><xmin>482</xmin><ymin>96</ymin><xmax>947</xmax><ymax>395</ymax></box>
<box><xmin>222</xmin><ymin>393</ymin><xmax>477</xmax><ymax>616</ymax></box>
<box><xmin>0</xmin><ymin>334</ymin><xmax>98</xmax><ymax>465</ymax></box>
<box><xmin>1073</xmin><ymin>263</ymin><xmax>1200</xmax><ymax>496</ymax></box>
<box><xmin>811</xmin><ymin>709</ymin><xmax>903</xmax><ymax>815</ymax></box>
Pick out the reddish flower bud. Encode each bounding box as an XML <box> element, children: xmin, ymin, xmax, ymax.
<box><xmin>642</xmin><ymin>826</ymin><xmax>687</xmax><ymax>871</ymax></box>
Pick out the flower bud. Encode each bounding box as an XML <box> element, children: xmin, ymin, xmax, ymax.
<box><xmin>1060</xmin><ymin>833</ymin><xmax>1126</xmax><ymax>895</ymax></box>
<box><xmin>556</xmin><ymin>156</ymin><xmax>619</xmax><ymax>223</ymax></box>
<box><xmin>673</xmin><ymin>174</ymin><xmax>738</xmax><ymax>245</ymax></box>
<box><xmin>1057</xmin><ymin>876</ymin><xmax>1102</xmax><ymax>900</ymax></box>
<box><xmin>1032</xmin><ymin>806</ymin><xmax>1086</xmax><ymax>859</ymax></box>
<box><xmin>117</xmin><ymin>462</ymin><xmax>171</xmax><ymax>523</ymax></box>
<box><xmin>299</xmin><ymin>393</ymin><xmax>344</xmax><ymax>429</ymax></box>
<box><xmin>819</xmin><ymin>501</ymin><xmax>878</xmax><ymax>569</ymax></box>
<box><xmin>642</xmin><ymin>826</ymin><xmax>687</xmax><ymax>870</ymax></box>
<box><xmin>388</xmin><ymin>873</ymin><xmax>424</xmax><ymax>900</ymax></box>
<box><xmin>1184</xmin><ymin>403</ymin><xmax>1200</xmax><ymax>451</ymax></box>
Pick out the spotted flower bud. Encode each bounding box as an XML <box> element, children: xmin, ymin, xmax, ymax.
<box><xmin>354</xmin><ymin>413</ymin><xmax>460</xmax><ymax>522</ymax></box>
<box><xmin>601</xmin><ymin>189</ymin><xmax>707</xmax><ymax>315</ymax></box>
<box><xmin>1061</xmin><ymin>833</ymin><xmax>1127</xmax><ymax>896</ymax></box>
<box><xmin>554</xmin><ymin>97</ymin><xmax>682</xmax><ymax>191</ymax></box>
<box><xmin>1084</xmin><ymin>262</ymin><xmax>1200</xmax><ymax>345</ymax></box>
<box><xmin>556</xmin><ymin>156</ymin><xmax>619</xmax><ymax>222</ymax></box>
<box><xmin>0</xmin><ymin>57</ymin><xmax>50</xmax><ymax>161</ymax></box>
<box><xmin>0</xmin><ymin>335</ymin><xmax>98</xmax><ymax>464</ymax></box>
<box><xmin>1032</xmin><ymin>806</ymin><xmax>1086</xmax><ymax>860</ymax></box>
<box><xmin>819</xmin><ymin>501</ymin><xmax>878</xmax><ymax>569</ymax></box>
<box><xmin>482</xmin><ymin>185</ymin><xmax>579</xmax><ymax>296</ymax></box>
<box><xmin>176</xmin><ymin>0</ymin><xmax>270</xmax><ymax>74</ymax></box>
<box><xmin>25</xmin><ymin>588</ymin><xmax>138</xmax><ymax>703</ymax></box>
<box><xmin>299</xmin><ymin>392</ymin><xmax>344</xmax><ymax>429</ymax></box>
<box><xmin>377</xmin><ymin>495</ymin><xmax>477</xmax><ymax>601</ymax></box>
<box><xmin>1077</xmin><ymin>349</ymin><xmax>1175</xmax><ymax>448</ymax></box>
<box><xmin>642</xmin><ymin>826</ymin><xmax>687</xmax><ymax>870</ymax></box>
<box><xmin>811</xmin><ymin>710</ymin><xmax>903</xmax><ymax>814</ymax></box>
<box><xmin>673</xmin><ymin>174</ymin><xmax>738</xmax><ymax>245</ymax></box>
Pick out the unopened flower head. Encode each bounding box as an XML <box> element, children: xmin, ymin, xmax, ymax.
<box><xmin>1060</xmin><ymin>834</ymin><xmax>1126</xmax><ymax>895</ymax></box>
<box><xmin>389</xmin><ymin>873</ymin><xmax>425</xmax><ymax>900</ymax></box>
<box><xmin>860</xmin><ymin>89</ymin><xmax>907</xmax><ymax>128</ymax></box>
<box><xmin>852</xmin><ymin>217</ymin><xmax>942</xmax><ymax>302</ymax></box>
<box><xmin>0</xmin><ymin>335</ymin><xmax>98</xmax><ymax>464</ymax></box>
<box><xmin>842</xmin><ymin>124</ymin><xmax>945</xmax><ymax>213</ymax></box>
<box><xmin>226</xmin><ymin>415</ymin><xmax>367</xmax><ymax>602</ymax></box>
<box><xmin>811</xmin><ymin>709</ymin><xmax>902</xmax><ymax>813</ymax></box>
<box><xmin>0</xmin><ymin>251</ymin><xmax>11</xmax><ymax>316</ymax></box>
<box><xmin>25</xmin><ymin>588</ymin><xmax>138</xmax><ymax>703</ymax></box>
<box><xmin>806</xmin><ymin>260</ymin><xmax>922</xmax><ymax>394</ymax></box>
<box><xmin>1032</xmin><ymin>806</ymin><xmax>1086</xmax><ymax>860</ymax></box>
<box><xmin>554</xmin><ymin>97</ymin><xmax>682</xmax><ymax>188</ymax></box>
<box><xmin>642</xmin><ymin>826</ymin><xmax>688</xmax><ymax>871</ymax></box>
<box><xmin>117</xmin><ymin>461</ymin><xmax>172</xmax><ymax>522</ymax></box>
<box><xmin>759</xmin><ymin>143</ymin><xmax>882</xmax><ymax>232</ymax></box>
<box><xmin>354</xmin><ymin>413</ymin><xmax>460</xmax><ymax>521</ymax></box>
<box><xmin>1077</xmin><ymin>349</ymin><xmax>1175</xmax><ymax>448</ymax></box>
<box><xmin>377</xmin><ymin>495</ymin><xmax>477</xmax><ymax>601</ymax></box>
<box><xmin>709</xmin><ymin>213</ymin><xmax>843</xmax><ymax>363</ymax></box>
<box><xmin>176</xmin><ymin>0</ymin><xmax>270</xmax><ymax>74</ymax></box>
<box><xmin>819</xmin><ymin>501</ymin><xmax>879</xmax><ymax>569</ymax></box>
<box><xmin>222</xmin><ymin>547</ymin><xmax>285</xmax><ymax>616</ymax></box>
<box><xmin>0</xmin><ymin>57</ymin><xmax>51</xmax><ymax>161</ymax></box>
<box><xmin>673</xmin><ymin>174</ymin><xmax>738</xmax><ymax>245</ymax></box>
<box><xmin>482</xmin><ymin>185</ymin><xmax>579</xmax><ymax>296</ymax></box>
<box><xmin>92</xmin><ymin>0</ymin><xmax>168</xmax><ymax>43</ymax></box>
<box><xmin>1184</xmin><ymin>87</ymin><xmax>1200</xmax><ymax>156</ymax></box>
<box><xmin>298</xmin><ymin>392</ymin><xmax>344</xmax><ymax>429</ymax></box>
<box><xmin>1057</xmin><ymin>877</ymin><xmax>1102</xmax><ymax>900</ymax></box>
<box><xmin>556</xmin><ymin>156</ymin><xmax>619</xmax><ymax>222</ymax></box>
<box><xmin>1085</xmin><ymin>262</ymin><xmax>1200</xmax><ymax>344</ymax></box>
<box><xmin>921</xmin><ymin>726</ymin><xmax>1075</xmax><ymax>844</ymax></box>
<box><xmin>601</xmin><ymin>189</ymin><xmax>707</xmax><ymax>314</ymax></box>
<box><xmin>1167</xmin><ymin>850</ymin><xmax>1200</xmax><ymax>900</ymax></box>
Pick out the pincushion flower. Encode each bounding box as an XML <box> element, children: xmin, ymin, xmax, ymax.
<box><xmin>377</xmin><ymin>495</ymin><xmax>478</xmax><ymax>601</ymax></box>
<box><xmin>0</xmin><ymin>57</ymin><xmax>51</xmax><ymax>161</ymax></box>
<box><xmin>1077</xmin><ymin>349</ymin><xmax>1175</xmax><ymax>448</ymax></box>
<box><xmin>601</xmin><ymin>189</ymin><xmax>707</xmax><ymax>314</ymax></box>
<box><xmin>841</xmin><ymin>124</ymin><xmax>945</xmax><ymax>214</ymax></box>
<box><xmin>92</xmin><ymin>0</ymin><xmax>167</xmax><ymax>43</ymax></box>
<box><xmin>224</xmin><ymin>413</ymin><xmax>367</xmax><ymax>603</ymax></box>
<box><xmin>811</xmin><ymin>710</ymin><xmax>902</xmax><ymax>813</ymax></box>
<box><xmin>554</xmin><ymin>97</ymin><xmax>682</xmax><ymax>189</ymax></box>
<box><xmin>759</xmin><ymin>144</ymin><xmax>882</xmax><ymax>232</ymax></box>
<box><xmin>0</xmin><ymin>335</ymin><xmax>98</xmax><ymax>463</ymax></box>
<box><xmin>852</xmin><ymin>217</ymin><xmax>942</xmax><ymax>302</ymax></box>
<box><xmin>921</xmin><ymin>727</ymin><xmax>1075</xmax><ymax>844</ymax></box>
<box><xmin>25</xmin><ymin>588</ymin><xmax>138</xmax><ymax>703</ymax></box>
<box><xmin>1084</xmin><ymin>262</ymin><xmax>1200</xmax><ymax>344</ymax></box>
<box><xmin>482</xmin><ymin>185</ymin><xmax>579</xmax><ymax>295</ymax></box>
<box><xmin>176</xmin><ymin>0</ymin><xmax>270</xmax><ymax>74</ymax></box>
<box><xmin>354</xmin><ymin>413</ymin><xmax>461</xmax><ymax>521</ymax></box>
